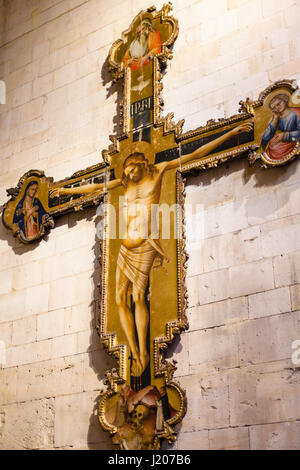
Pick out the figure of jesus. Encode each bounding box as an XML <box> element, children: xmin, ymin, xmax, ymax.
<box><xmin>51</xmin><ymin>122</ymin><xmax>252</xmax><ymax>376</ymax></box>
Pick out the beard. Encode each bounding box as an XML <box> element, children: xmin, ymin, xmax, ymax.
<box><xmin>138</xmin><ymin>32</ymin><xmax>148</xmax><ymax>47</ymax></box>
<box><xmin>130</xmin><ymin>31</ymin><xmax>149</xmax><ymax>58</ymax></box>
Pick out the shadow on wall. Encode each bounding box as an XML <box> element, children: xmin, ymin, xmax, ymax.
<box><xmin>185</xmin><ymin>155</ymin><xmax>300</xmax><ymax>220</ymax></box>
<box><xmin>101</xmin><ymin>55</ymin><xmax>124</xmax><ymax>137</ymax></box>
<box><xmin>86</xmin><ymin>209</ymin><xmax>117</xmax><ymax>450</ymax></box>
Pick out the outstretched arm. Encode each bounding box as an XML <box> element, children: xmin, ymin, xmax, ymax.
<box><xmin>50</xmin><ymin>178</ymin><xmax>121</xmax><ymax>198</ymax></box>
<box><xmin>160</xmin><ymin>122</ymin><xmax>253</xmax><ymax>172</ymax></box>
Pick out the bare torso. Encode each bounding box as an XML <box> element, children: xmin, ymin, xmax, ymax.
<box><xmin>121</xmin><ymin>168</ymin><xmax>164</xmax><ymax>249</ymax></box>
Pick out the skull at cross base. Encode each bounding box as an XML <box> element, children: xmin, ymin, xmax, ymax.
<box><xmin>130</xmin><ymin>404</ymin><xmax>150</xmax><ymax>428</ymax></box>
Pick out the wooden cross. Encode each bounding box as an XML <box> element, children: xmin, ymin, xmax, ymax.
<box><xmin>2</xmin><ymin>4</ymin><xmax>299</xmax><ymax>450</ymax></box>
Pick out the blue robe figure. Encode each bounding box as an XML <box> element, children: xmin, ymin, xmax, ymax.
<box><xmin>13</xmin><ymin>181</ymin><xmax>48</xmax><ymax>240</ymax></box>
<box><xmin>261</xmin><ymin>93</ymin><xmax>300</xmax><ymax>160</ymax></box>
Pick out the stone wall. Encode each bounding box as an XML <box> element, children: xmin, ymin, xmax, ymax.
<box><xmin>0</xmin><ymin>0</ymin><xmax>299</xmax><ymax>450</ymax></box>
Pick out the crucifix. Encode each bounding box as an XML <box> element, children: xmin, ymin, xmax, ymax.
<box><xmin>2</xmin><ymin>4</ymin><xmax>299</xmax><ymax>450</ymax></box>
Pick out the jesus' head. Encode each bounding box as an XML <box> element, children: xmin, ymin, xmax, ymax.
<box><xmin>122</xmin><ymin>152</ymin><xmax>154</xmax><ymax>186</ymax></box>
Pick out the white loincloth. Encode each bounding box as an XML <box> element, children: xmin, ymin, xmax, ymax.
<box><xmin>117</xmin><ymin>240</ymin><xmax>158</xmax><ymax>295</ymax></box>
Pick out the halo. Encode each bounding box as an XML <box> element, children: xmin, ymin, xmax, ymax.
<box><xmin>114</xmin><ymin>141</ymin><xmax>155</xmax><ymax>180</ymax></box>
<box><xmin>266</xmin><ymin>90</ymin><xmax>291</xmax><ymax>108</ymax></box>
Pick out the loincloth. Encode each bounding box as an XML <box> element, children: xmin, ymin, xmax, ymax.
<box><xmin>117</xmin><ymin>240</ymin><xmax>159</xmax><ymax>294</ymax></box>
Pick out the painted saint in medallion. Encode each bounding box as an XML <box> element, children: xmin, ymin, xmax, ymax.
<box><xmin>261</xmin><ymin>93</ymin><xmax>300</xmax><ymax>161</ymax></box>
<box><xmin>13</xmin><ymin>181</ymin><xmax>49</xmax><ymax>241</ymax></box>
<box><xmin>122</xmin><ymin>19</ymin><xmax>162</xmax><ymax>71</ymax></box>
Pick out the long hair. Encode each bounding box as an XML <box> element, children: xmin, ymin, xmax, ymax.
<box><xmin>121</xmin><ymin>152</ymin><xmax>155</xmax><ymax>188</ymax></box>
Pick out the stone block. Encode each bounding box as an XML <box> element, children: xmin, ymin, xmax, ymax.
<box><xmin>0</xmin><ymin>398</ymin><xmax>54</xmax><ymax>450</ymax></box>
<box><xmin>0</xmin><ymin>367</ymin><xmax>17</xmax><ymax>405</ymax></box>
<box><xmin>10</xmin><ymin>82</ymin><xmax>32</xmax><ymax>108</ymax></box>
<box><xmin>64</xmin><ymin>303</ymin><xmax>91</xmax><ymax>335</ymax></box>
<box><xmin>229</xmin><ymin>258</ymin><xmax>274</xmax><ymax>298</ymax></box>
<box><xmin>250</xmin><ymin>421</ymin><xmax>300</xmax><ymax>450</ymax></box>
<box><xmin>87</xmin><ymin>24</ymin><xmax>114</xmax><ymax>52</ymax></box>
<box><xmin>8</xmin><ymin>146</ymin><xmax>39</xmax><ymax>172</ymax></box>
<box><xmin>187</xmin><ymin>296</ymin><xmax>248</xmax><ymax>331</ymax></box>
<box><xmin>21</xmin><ymin>97</ymin><xmax>45</xmax><ymax>122</ymax></box>
<box><xmin>54</xmin><ymin>61</ymin><xmax>77</xmax><ymax>88</ymax></box>
<box><xmin>5</xmin><ymin>339</ymin><xmax>52</xmax><ymax>367</ymax></box>
<box><xmin>276</xmin><ymin>183</ymin><xmax>300</xmax><ymax>219</ymax></box>
<box><xmin>284</xmin><ymin>3</ymin><xmax>300</xmax><ymax>27</ymax></box>
<box><xmin>263</xmin><ymin>44</ymin><xmax>290</xmax><ymax>70</ymax></box>
<box><xmin>54</xmin><ymin>226</ymin><xmax>95</xmax><ymax>254</ymax></box>
<box><xmin>39</xmin><ymin>0</ymin><xmax>70</xmax><ymax>26</ymax></box>
<box><xmin>33</xmin><ymin>41</ymin><xmax>50</xmax><ymax>61</ymax></box>
<box><xmin>209</xmin><ymin>426</ymin><xmax>250</xmax><ymax>450</ymax></box>
<box><xmin>5</xmin><ymin>61</ymin><xmax>37</xmax><ymax>93</ymax></box>
<box><xmin>179</xmin><ymin>372</ymin><xmax>230</xmax><ymax>432</ymax></box>
<box><xmin>273</xmin><ymin>252</ymin><xmax>300</xmax><ymax>288</ymax></box>
<box><xmin>16</xmin><ymin>355</ymin><xmax>85</xmax><ymax>402</ymax></box>
<box><xmin>52</xmin><ymin>333</ymin><xmax>78</xmax><ymax>359</ymax></box>
<box><xmin>189</xmin><ymin>323</ymin><xmax>239</xmax><ymax>372</ymax></box>
<box><xmin>12</xmin><ymin>261</ymin><xmax>42</xmax><ymax>290</ymax></box>
<box><xmin>37</xmin><ymin>309</ymin><xmax>65</xmax><ymax>341</ymax></box>
<box><xmin>290</xmin><ymin>284</ymin><xmax>300</xmax><ymax>311</ymax></box>
<box><xmin>25</xmin><ymin>283</ymin><xmax>49</xmax><ymax>316</ymax></box>
<box><xmin>248</xmin><ymin>287</ymin><xmax>291</xmax><ymax>319</ymax></box>
<box><xmin>261</xmin><ymin>216</ymin><xmax>300</xmax><ymax>258</ymax></box>
<box><xmin>204</xmin><ymin>200</ymin><xmax>248</xmax><ymax>238</ymax></box>
<box><xmin>186</xmin><ymin>275</ymin><xmax>200</xmax><ymax>308</ymax></box>
<box><xmin>20</xmin><ymin>128</ymin><xmax>50</xmax><ymax>151</ymax></box>
<box><xmin>42</xmin><ymin>246</ymin><xmax>95</xmax><ymax>283</ymax></box>
<box><xmin>77</xmin><ymin>328</ymin><xmax>100</xmax><ymax>354</ymax></box>
<box><xmin>48</xmin><ymin>272</ymin><xmax>93</xmax><ymax>311</ymax></box>
<box><xmin>12</xmin><ymin>315</ymin><xmax>36</xmax><ymax>346</ymax></box>
<box><xmin>75</xmin><ymin>50</ymin><xmax>99</xmax><ymax>79</ymax></box>
<box><xmin>0</xmin><ymin>290</ymin><xmax>27</xmax><ymax>323</ymax></box>
<box><xmin>186</xmin><ymin>246</ymin><xmax>204</xmax><ymax>277</ymax></box>
<box><xmin>197</xmin><ymin>268</ymin><xmax>230</xmax><ymax>305</ymax></box>
<box><xmin>216</xmin><ymin>10</ymin><xmax>237</xmax><ymax>37</ymax></box>
<box><xmin>202</xmin><ymin>226</ymin><xmax>262</xmax><ymax>273</ymax></box>
<box><xmin>262</xmin><ymin>0</ymin><xmax>295</xmax><ymax>19</ymax></box>
<box><xmin>0</xmin><ymin>268</ymin><xmax>12</xmax><ymax>295</ymax></box>
<box><xmin>9</xmin><ymin>43</ymin><xmax>32</xmax><ymax>72</ymax></box>
<box><xmin>238</xmin><ymin>312</ymin><xmax>299</xmax><ymax>365</ymax></box>
<box><xmin>32</xmin><ymin>72</ymin><xmax>54</xmax><ymax>98</ymax></box>
<box><xmin>177</xmin><ymin>430</ymin><xmax>209</xmax><ymax>450</ymax></box>
<box><xmin>229</xmin><ymin>366</ymin><xmax>300</xmax><ymax>427</ymax></box>
<box><xmin>38</xmin><ymin>46</ymin><xmax>68</xmax><ymax>77</ymax></box>
<box><xmin>246</xmin><ymin>192</ymin><xmax>277</xmax><ymax>225</ymax></box>
<box><xmin>0</xmin><ymin>322</ymin><xmax>12</xmax><ymax>348</ymax></box>
<box><xmin>236</xmin><ymin>0</ymin><xmax>262</xmax><ymax>28</ymax></box>
<box><xmin>54</xmin><ymin>391</ymin><xmax>107</xmax><ymax>448</ymax></box>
